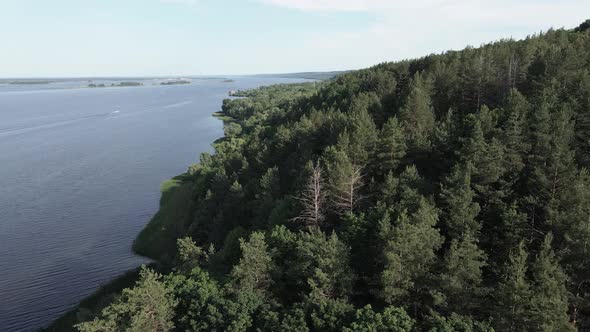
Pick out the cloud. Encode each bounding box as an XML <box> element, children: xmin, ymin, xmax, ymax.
<box><xmin>257</xmin><ymin>0</ymin><xmax>590</xmax><ymax>71</ymax></box>
<box><xmin>255</xmin><ymin>0</ymin><xmax>588</xmax><ymax>27</ymax></box>
<box><xmin>257</xmin><ymin>0</ymin><xmax>478</xmax><ymax>12</ymax></box>
<box><xmin>160</xmin><ymin>0</ymin><xmax>198</xmax><ymax>5</ymax></box>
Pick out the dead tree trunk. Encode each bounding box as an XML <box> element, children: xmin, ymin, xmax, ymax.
<box><xmin>293</xmin><ymin>162</ymin><xmax>326</xmax><ymax>226</ymax></box>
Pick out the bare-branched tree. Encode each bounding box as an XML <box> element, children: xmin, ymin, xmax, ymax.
<box><xmin>331</xmin><ymin>164</ymin><xmax>365</xmax><ymax>215</ymax></box>
<box><xmin>293</xmin><ymin>162</ymin><xmax>326</xmax><ymax>226</ymax></box>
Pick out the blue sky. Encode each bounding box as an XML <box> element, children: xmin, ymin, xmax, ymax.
<box><xmin>1</xmin><ymin>0</ymin><xmax>588</xmax><ymax>77</ymax></box>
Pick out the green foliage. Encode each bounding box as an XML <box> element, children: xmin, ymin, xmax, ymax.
<box><xmin>530</xmin><ymin>233</ymin><xmax>574</xmax><ymax>331</ymax></box>
<box><xmin>380</xmin><ymin>198</ymin><xmax>443</xmax><ymax>305</ymax></box>
<box><xmin>76</xmin><ymin>267</ymin><xmax>177</xmax><ymax>332</ymax></box>
<box><xmin>67</xmin><ymin>21</ymin><xmax>590</xmax><ymax>331</ymax></box>
<box><xmin>343</xmin><ymin>305</ymin><xmax>415</xmax><ymax>332</ymax></box>
<box><xmin>438</xmin><ymin>235</ymin><xmax>487</xmax><ymax>314</ymax></box>
<box><xmin>439</xmin><ymin>163</ymin><xmax>481</xmax><ymax>238</ymax></box>
<box><xmin>425</xmin><ymin>312</ymin><xmax>494</xmax><ymax>332</ymax></box>
<box><xmin>294</xmin><ymin>228</ymin><xmax>354</xmax><ymax>300</ymax></box>
<box><xmin>376</xmin><ymin>116</ymin><xmax>407</xmax><ymax>174</ymax></box>
<box><xmin>167</xmin><ymin>268</ymin><xmax>225</xmax><ymax>332</ymax></box>
<box><xmin>229</xmin><ymin>232</ymin><xmax>274</xmax><ymax>297</ymax></box>
<box><xmin>133</xmin><ymin>176</ymin><xmax>195</xmax><ymax>261</ymax></box>
<box><xmin>398</xmin><ymin>72</ymin><xmax>435</xmax><ymax>151</ymax></box>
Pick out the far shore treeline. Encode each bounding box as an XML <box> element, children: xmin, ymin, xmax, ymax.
<box><xmin>49</xmin><ymin>20</ymin><xmax>590</xmax><ymax>331</ymax></box>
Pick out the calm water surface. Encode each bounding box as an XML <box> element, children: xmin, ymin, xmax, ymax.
<box><xmin>0</xmin><ymin>77</ymin><xmax>306</xmax><ymax>331</ymax></box>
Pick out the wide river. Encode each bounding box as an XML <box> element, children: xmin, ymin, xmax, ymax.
<box><xmin>0</xmin><ymin>77</ymin><xmax>306</xmax><ymax>331</ymax></box>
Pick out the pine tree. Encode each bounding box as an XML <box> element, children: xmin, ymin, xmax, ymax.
<box><xmin>558</xmin><ymin>169</ymin><xmax>590</xmax><ymax>329</ymax></box>
<box><xmin>167</xmin><ymin>268</ymin><xmax>226</xmax><ymax>332</ymax></box>
<box><xmin>254</xmin><ymin>166</ymin><xmax>281</xmax><ymax>226</ymax></box>
<box><xmin>495</xmin><ymin>242</ymin><xmax>532</xmax><ymax>331</ymax></box>
<box><xmin>398</xmin><ymin>72</ymin><xmax>435</xmax><ymax>152</ymax></box>
<box><xmin>229</xmin><ymin>232</ymin><xmax>274</xmax><ymax>298</ymax></box>
<box><xmin>426</xmin><ymin>312</ymin><xmax>494</xmax><ymax>332</ymax></box>
<box><xmin>530</xmin><ymin>233</ymin><xmax>574</xmax><ymax>331</ymax></box>
<box><xmin>375</xmin><ymin>116</ymin><xmax>407</xmax><ymax>175</ymax></box>
<box><xmin>573</xmin><ymin>71</ymin><xmax>590</xmax><ymax>167</ymax></box>
<box><xmin>380</xmin><ymin>198</ymin><xmax>443</xmax><ymax>306</ymax></box>
<box><xmin>458</xmin><ymin>113</ymin><xmax>504</xmax><ymax>199</ymax></box>
<box><xmin>294</xmin><ymin>228</ymin><xmax>354</xmax><ymax>300</ymax></box>
<box><xmin>323</xmin><ymin>147</ymin><xmax>365</xmax><ymax>215</ymax></box>
<box><xmin>438</xmin><ymin>234</ymin><xmax>487</xmax><ymax>314</ymax></box>
<box><xmin>523</xmin><ymin>87</ymin><xmax>577</xmax><ymax>230</ymax></box>
<box><xmin>340</xmin><ymin>103</ymin><xmax>379</xmax><ymax>165</ymax></box>
<box><xmin>343</xmin><ymin>305</ymin><xmax>415</xmax><ymax>332</ymax></box>
<box><xmin>431</xmin><ymin>109</ymin><xmax>460</xmax><ymax>176</ymax></box>
<box><xmin>501</xmin><ymin>89</ymin><xmax>530</xmax><ymax>186</ymax></box>
<box><xmin>76</xmin><ymin>268</ymin><xmax>178</xmax><ymax>332</ymax></box>
<box><xmin>176</xmin><ymin>237</ymin><xmax>208</xmax><ymax>272</ymax></box>
<box><xmin>380</xmin><ymin>165</ymin><xmax>428</xmax><ymax>213</ymax></box>
<box><xmin>497</xmin><ymin>202</ymin><xmax>528</xmax><ymax>263</ymax></box>
<box><xmin>439</xmin><ymin>163</ymin><xmax>481</xmax><ymax>238</ymax></box>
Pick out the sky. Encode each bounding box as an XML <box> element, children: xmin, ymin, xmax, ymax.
<box><xmin>1</xmin><ymin>0</ymin><xmax>588</xmax><ymax>77</ymax></box>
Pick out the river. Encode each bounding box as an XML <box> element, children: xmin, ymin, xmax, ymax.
<box><xmin>0</xmin><ymin>77</ymin><xmax>306</xmax><ymax>331</ymax></box>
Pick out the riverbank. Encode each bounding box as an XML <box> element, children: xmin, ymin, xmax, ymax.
<box><xmin>42</xmin><ymin>110</ymin><xmax>233</xmax><ymax>332</ymax></box>
<box><xmin>42</xmin><ymin>268</ymin><xmax>144</xmax><ymax>332</ymax></box>
<box><xmin>132</xmin><ymin>174</ymin><xmax>195</xmax><ymax>261</ymax></box>
<box><xmin>41</xmin><ymin>173</ymin><xmax>198</xmax><ymax>331</ymax></box>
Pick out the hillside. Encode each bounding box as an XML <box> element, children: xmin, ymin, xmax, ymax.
<box><xmin>252</xmin><ymin>71</ymin><xmax>348</xmax><ymax>80</ymax></box>
<box><xmin>74</xmin><ymin>20</ymin><xmax>590</xmax><ymax>331</ymax></box>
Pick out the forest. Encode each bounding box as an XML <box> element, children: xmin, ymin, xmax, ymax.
<box><xmin>74</xmin><ymin>20</ymin><xmax>590</xmax><ymax>331</ymax></box>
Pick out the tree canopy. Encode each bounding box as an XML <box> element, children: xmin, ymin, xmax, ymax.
<box><xmin>71</xmin><ymin>21</ymin><xmax>590</xmax><ymax>331</ymax></box>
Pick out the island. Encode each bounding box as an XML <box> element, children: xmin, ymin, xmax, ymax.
<box><xmin>113</xmin><ymin>81</ymin><xmax>142</xmax><ymax>87</ymax></box>
<box><xmin>8</xmin><ymin>80</ymin><xmax>52</xmax><ymax>85</ymax></box>
<box><xmin>160</xmin><ymin>80</ymin><xmax>191</xmax><ymax>85</ymax></box>
<box><xmin>87</xmin><ymin>81</ymin><xmax>143</xmax><ymax>88</ymax></box>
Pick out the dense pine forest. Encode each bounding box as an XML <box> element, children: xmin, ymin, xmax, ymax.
<box><xmin>75</xmin><ymin>21</ymin><xmax>590</xmax><ymax>331</ymax></box>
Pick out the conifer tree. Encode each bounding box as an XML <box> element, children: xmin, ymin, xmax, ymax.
<box><xmin>439</xmin><ymin>163</ymin><xmax>481</xmax><ymax>238</ymax></box>
<box><xmin>438</xmin><ymin>234</ymin><xmax>487</xmax><ymax>314</ymax></box>
<box><xmin>398</xmin><ymin>72</ymin><xmax>435</xmax><ymax>151</ymax></box>
<box><xmin>229</xmin><ymin>232</ymin><xmax>274</xmax><ymax>298</ymax></box>
<box><xmin>431</xmin><ymin>109</ymin><xmax>460</xmax><ymax>175</ymax></box>
<box><xmin>294</xmin><ymin>229</ymin><xmax>354</xmax><ymax>300</ymax></box>
<box><xmin>343</xmin><ymin>305</ymin><xmax>415</xmax><ymax>332</ymax></box>
<box><xmin>524</xmin><ymin>95</ymin><xmax>576</xmax><ymax>234</ymax></box>
<box><xmin>254</xmin><ymin>166</ymin><xmax>281</xmax><ymax>226</ymax></box>
<box><xmin>380</xmin><ymin>198</ymin><xmax>443</xmax><ymax>306</ymax></box>
<box><xmin>323</xmin><ymin>147</ymin><xmax>365</xmax><ymax>215</ymax></box>
<box><xmin>501</xmin><ymin>89</ymin><xmax>530</xmax><ymax>185</ymax></box>
<box><xmin>557</xmin><ymin>169</ymin><xmax>590</xmax><ymax>328</ymax></box>
<box><xmin>459</xmin><ymin>113</ymin><xmax>504</xmax><ymax>198</ymax></box>
<box><xmin>340</xmin><ymin>103</ymin><xmax>379</xmax><ymax>165</ymax></box>
<box><xmin>497</xmin><ymin>202</ymin><xmax>528</xmax><ymax>263</ymax></box>
<box><xmin>76</xmin><ymin>268</ymin><xmax>178</xmax><ymax>332</ymax></box>
<box><xmin>495</xmin><ymin>241</ymin><xmax>532</xmax><ymax>331</ymax></box>
<box><xmin>380</xmin><ymin>165</ymin><xmax>428</xmax><ymax>213</ymax></box>
<box><xmin>375</xmin><ymin>116</ymin><xmax>407</xmax><ymax>175</ymax></box>
<box><xmin>530</xmin><ymin>233</ymin><xmax>574</xmax><ymax>331</ymax></box>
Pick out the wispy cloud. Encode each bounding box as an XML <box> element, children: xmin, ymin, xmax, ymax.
<box><xmin>160</xmin><ymin>0</ymin><xmax>198</xmax><ymax>6</ymax></box>
<box><xmin>257</xmin><ymin>0</ymin><xmax>472</xmax><ymax>12</ymax></box>
<box><xmin>254</xmin><ymin>0</ymin><xmax>590</xmax><ymax>71</ymax></box>
<box><xmin>255</xmin><ymin>0</ymin><xmax>588</xmax><ymax>25</ymax></box>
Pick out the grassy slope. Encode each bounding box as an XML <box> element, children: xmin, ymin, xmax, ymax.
<box><xmin>132</xmin><ymin>174</ymin><xmax>195</xmax><ymax>261</ymax></box>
